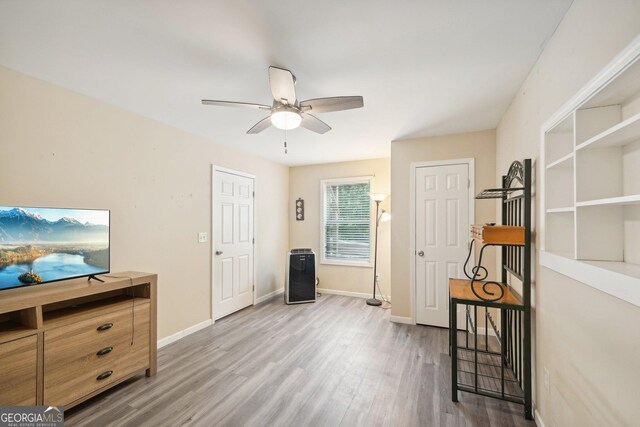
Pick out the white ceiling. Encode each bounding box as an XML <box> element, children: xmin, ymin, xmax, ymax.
<box><xmin>0</xmin><ymin>0</ymin><xmax>572</xmax><ymax>166</ymax></box>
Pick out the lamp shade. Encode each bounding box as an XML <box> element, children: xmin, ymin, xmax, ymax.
<box><xmin>380</xmin><ymin>211</ymin><xmax>391</xmax><ymax>222</ymax></box>
<box><xmin>271</xmin><ymin>109</ymin><xmax>302</xmax><ymax>130</ymax></box>
<box><xmin>369</xmin><ymin>193</ymin><xmax>388</xmax><ymax>202</ymax></box>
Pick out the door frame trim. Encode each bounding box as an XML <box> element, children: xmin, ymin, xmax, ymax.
<box><xmin>409</xmin><ymin>158</ymin><xmax>475</xmax><ymax>325</ymax></box>
<box><xmin>211</xmin><ymin>165</ymin><xmax>257</xmax><ymax>322</ymax></box>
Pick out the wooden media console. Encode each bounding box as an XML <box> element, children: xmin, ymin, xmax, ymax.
<box><xmin>0</xmin><ymin>271</ymin><xmax>157</xmax><ymax>409</ymax></box>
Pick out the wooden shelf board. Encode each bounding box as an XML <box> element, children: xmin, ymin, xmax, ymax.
<box><xmin>546</xmin><ymin>153</ymin><xmax>574</xmax><ymax>170</ymax></box>
<box><xmin>576</xmin><ymin>112</ymin><xmax>640</xmax><ymax>151</ymax></box>
<box><xmin>0</xmin><ymin>321</ymin><xmax>37</xmax><ymax>344</ymax></box>
<box><xmin>471</xmin><ymin>225</ymin><xmax>525</xmax><ymax>246</ymax></box>
<box><xmin>576</xmin><ymin>194</ymin><xmax>640</xmax><ymax>207</ymax></box>
<box><xmin>546</xmin><ymin>207</ymin><xmax>575</xmax><ymax>213</ymax></box>
<box><xmin>449</xmin><ymin>278</ymin><xmax>523</xmax><ymax>306</ymax></box>
<box><xmin>0</xmin><ymin>271</ymin><xmax>154</xmax><ymax>315</ymax></box>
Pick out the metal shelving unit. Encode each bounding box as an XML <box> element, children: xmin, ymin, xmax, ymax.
<box><xmin>449</xmin><ymin>159</ymin><xmax>532</xmax><ymax>420</ymax></box>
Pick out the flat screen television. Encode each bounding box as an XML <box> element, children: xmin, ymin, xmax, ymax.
<box><xmin>0</xmin><ymin>206</ymin><xmax>110</xmax><ymax>291</ymax></box>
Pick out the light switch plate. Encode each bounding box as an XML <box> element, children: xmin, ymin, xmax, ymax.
<box><xmin>198</xmin><ymin>232</ymin><xmax>208</xmax><ymax>243</ymax></box>
<box><xmin>544</xmin><ymin>367</ymin><xmax>550</xmax><ymax>392</ymax></box>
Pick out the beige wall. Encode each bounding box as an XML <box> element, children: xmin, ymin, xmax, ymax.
<box><xmin>289</xmin><ymin>158</ymin><xmax>390</xmax><ymax>297</ymax></box>
<box><xmin>495</xmin><ymin>0</ymin><xmax>640</xmax><ymax>425</ymax></box>
<box><xmin>390</xmin><ymin>129</ymin><xmax>496</xmax><ymax>319</ymax></box>
<box><xmin>0</xmin><ymin>66</ymin><xmax>289</xmax><ymax>341</ymax></box>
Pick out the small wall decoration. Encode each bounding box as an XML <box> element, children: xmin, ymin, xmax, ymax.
<box><xmin>295</xmin><ymin>198</ymin><xmax>305</xmax><ymax>221</ymax></box>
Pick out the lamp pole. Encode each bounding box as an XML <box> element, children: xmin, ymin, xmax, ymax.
<box><xmin>367</xmin><ymin>200</ymin><xmax>383</xmax><ymax>306</ymax></box>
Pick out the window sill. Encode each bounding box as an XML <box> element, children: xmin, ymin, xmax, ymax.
<box><xmin>320</xmin><ymin>259</ymin><xmax>373</xmax><ymax>268</ymax></box>
<box><xmin>540</xmin><ymin>250</ymin><xmax>640</xmax><ymax>307</ymax></box>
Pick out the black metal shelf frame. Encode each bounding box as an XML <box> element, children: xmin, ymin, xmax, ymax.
<box><xmin>449</xmin><ymin>159</ymin><xmax>532</xmax><ymax>420</ymax></box>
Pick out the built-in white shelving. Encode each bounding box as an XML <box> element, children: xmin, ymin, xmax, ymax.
<box><xmin>546</xmin><ymin>207</ymin><xmax>575</xmax><ymax>213</ymax></box>
<box><xmin>546</xmin><ymin>152</ymin><xmax>573</xmax><ymax>170</ymax></box>
<box><xmin>576</xmin><ymin>112</ymin><xmax>640</xmax><ymax>151</ymax></box>
<box><xmin>545</xmin><ymin>114</ymin><xmax>574</xmax><ymax>166</ymax></box>
<box><xmin>541</xmin><ymin>35</ymin><xmax>640</xmax><ymax>307</ymax></box>
<box><xmin>576</xmin><ymin>194</ymin><xmax>640</xmax><ymax>207</ymax></box>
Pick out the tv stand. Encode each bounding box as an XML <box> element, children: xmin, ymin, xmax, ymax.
<box><xmin>87</xmin><ymin>274</ymin><xmax>105</xmax><ymax>283</ymax></box>
<box><xmin>0</xmin><ymin>271</ymin><xmax>157</xmax><ymax>409</ymax></box>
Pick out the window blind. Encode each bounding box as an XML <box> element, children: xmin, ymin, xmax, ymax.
<box><xmin>323</xmin><ymin>180</ymin><xmax>371</xmax><ymax>262</ymax></box>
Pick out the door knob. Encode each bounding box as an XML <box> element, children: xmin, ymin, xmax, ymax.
<box><xmin>418</xmin><ymin>251</ymin><xmax>424</xmax><ymax>257</ymax></box>
<box><xmin>215</xmin><ymin>250</ymin><xmax>223</xmax><ymax>255</ymax></box>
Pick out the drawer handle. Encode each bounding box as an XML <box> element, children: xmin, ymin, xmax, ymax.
<box><xmin>96</xmin><ymin>370</ymin><xmax>113</xmax><ymax>381</ymax></box>
<box><xmin>96</xmin><ymin>346</ymin><xmax>113</xmax><ymax>356</ymax></box>
<box><xmin>97</xmin><ymin>323</ymin><xmax>113</xmax><ymax>331</ymax></box>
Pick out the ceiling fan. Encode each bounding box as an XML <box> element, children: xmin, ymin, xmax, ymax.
<box><xmin>202</xmin><ymin>66</ymin><xmax>364</xmax><ymax>134</ymax></box>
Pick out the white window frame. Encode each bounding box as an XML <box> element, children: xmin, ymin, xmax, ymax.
<box><xmin>320</xmin><ymin>176</ymin><xmax>374</xmax><ymax>267</ymax></box>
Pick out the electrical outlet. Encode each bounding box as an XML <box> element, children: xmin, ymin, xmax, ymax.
<box><xmin>544</xmin><ymin>367</ymin><xmax>550</xmax><ymax>392</ymax></box>
<box><xmin>198</xmin><ymin>232</ymin><xmax>208</xmax><ymax>243</ymax></box>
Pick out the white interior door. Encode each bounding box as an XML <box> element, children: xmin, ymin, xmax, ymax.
<box><xmin>415</xmin><ymin>163</ymin><xmax>470</xmax><ymax>327</ymax></box>
<box><xmin>213</xmin><ymin>170</ymin><xmax>254</xmax><ymax>320</ymax></box>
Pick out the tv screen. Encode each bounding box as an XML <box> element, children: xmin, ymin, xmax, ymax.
<box><xmin>0</xmin><ymin>206</ymin><xmax>110</xmax><ymax>290</ymax></box>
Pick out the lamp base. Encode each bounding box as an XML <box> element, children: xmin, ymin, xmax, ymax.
<box><xmin>366</xmin><ymin>298</ymin><xmax>382</xmax><ymax>306</ymax></box>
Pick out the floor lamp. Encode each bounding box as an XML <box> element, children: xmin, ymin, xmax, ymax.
<box><xmin>367</xmin><ymin>193</ymin><xmax>390</xmax><ymax>306</ymax></box>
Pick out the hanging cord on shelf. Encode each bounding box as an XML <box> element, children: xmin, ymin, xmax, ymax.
<box><xmin>103</xmin><ymin>274</ymin><xmax>135</xmax><ymax>346</ymax></box>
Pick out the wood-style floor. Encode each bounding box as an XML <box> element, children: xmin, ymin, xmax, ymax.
<box><xmin>65</xmin><ymin>294</ymin><xmax>534</xmax><ymax>427</ymax></box>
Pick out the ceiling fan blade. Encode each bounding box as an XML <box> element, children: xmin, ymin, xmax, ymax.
<box><xmin>300</xmin><ymin>113</ymin><xmax>331</xmax><ymax>134</ymax></box>
<box><xmin>246</xmin><ymin>116</ymin><xmax>272</xmax><ymax>134</ymax></box>
<box><xmin>202</xmin><ymin>100</ymin><xmax>270</xmax><ymax>110</ymax></box>
<box><xmin>268</xmin><ymin>66</ymin><xmax>296</xmax><ymax>105</ymax></box>
<box><xmin>299</xmin><ymin>96</ymin><xmax>364</xmax><ymax>113</ymax></box>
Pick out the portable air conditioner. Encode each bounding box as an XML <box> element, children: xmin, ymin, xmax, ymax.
<box><xmin>285</xmin><ymin>249</ymin><xmax>316</xmax><ymax>304</ymax></box>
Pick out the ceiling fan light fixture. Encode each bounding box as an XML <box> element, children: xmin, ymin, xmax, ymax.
<box><xmin>271</xmin><ymin>108</ymin><xmax>302</xmax><ymax>130</ymax></box>
<box><xmin>202</xmin><ymin>66</ymin><xmax>363</xmax><ymax>134</ymax></box>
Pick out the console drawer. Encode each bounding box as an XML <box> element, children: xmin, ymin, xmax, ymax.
<box><xmin>44</xmin><ymin>301</ymin><xmax>149</xmax><ymax>405</ymax></box>
<box><xmin>45</xmin><ymin>304</ymin><xmax>137</xmax><ymax>366</ymax></box>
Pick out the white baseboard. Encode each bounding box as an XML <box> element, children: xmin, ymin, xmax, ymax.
<box><xmin>255</xmin><ymin>287</ymin><xmax>284</xmax><ymax>304</ymax></box>
<box><xmin>318</xmin><ymin>287</ymin><xmax>391</xmax><ymax>301</ymax></box>
<box><xmin>389</xmin><ymin>315</ymin><xmax>415</xmax><ymax>325</ymax></box>
<box><xmin>157</xmin><ymin>319</ymin><xmax>213</xmax><ymax>349</ymax></box>
<box><xmin>535</xmin><ymin>409</ymin><xmax>546</xmax><ymax>427</ymax></box>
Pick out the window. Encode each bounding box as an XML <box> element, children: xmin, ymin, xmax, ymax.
<box><xmin>321</xmin><ymin>177</ymin><xmax>372</xmax><ymax>266</ymax></box>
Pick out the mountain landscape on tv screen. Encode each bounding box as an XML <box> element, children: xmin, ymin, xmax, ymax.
<box><xmin>0</xmin><ymin>207</ymin><xmax>108</xmax><ymax>243</ymax></box>
<box><xmin>0</xmin><ymin>208</ymin><xmax>109</xmax><ymax>289</ymax></box>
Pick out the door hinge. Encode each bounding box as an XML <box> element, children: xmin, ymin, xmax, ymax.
<box><xmin>468</xmin><ymin>179</ymin><xmax>470</xmax><ymax>189</ymax></box>
<box><xmin>253</xmin><ymin>285</ymin><xmax>255</xmax><ymax>291</ymax></box>
<box><xmin>252</xmin><ymin>237</ymin><xmax>255</xmax><ymax>244</ymax></box>
<box><xmin>253</xmin><ymin>191</ymin><xmax>255</xmax><ymax>198</ymax></box>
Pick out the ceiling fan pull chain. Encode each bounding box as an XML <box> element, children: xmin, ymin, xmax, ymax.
<box><xmin>284</xmin><ymin>127</ymin><xmax>288</xmax><ymax>154</ymax></box>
